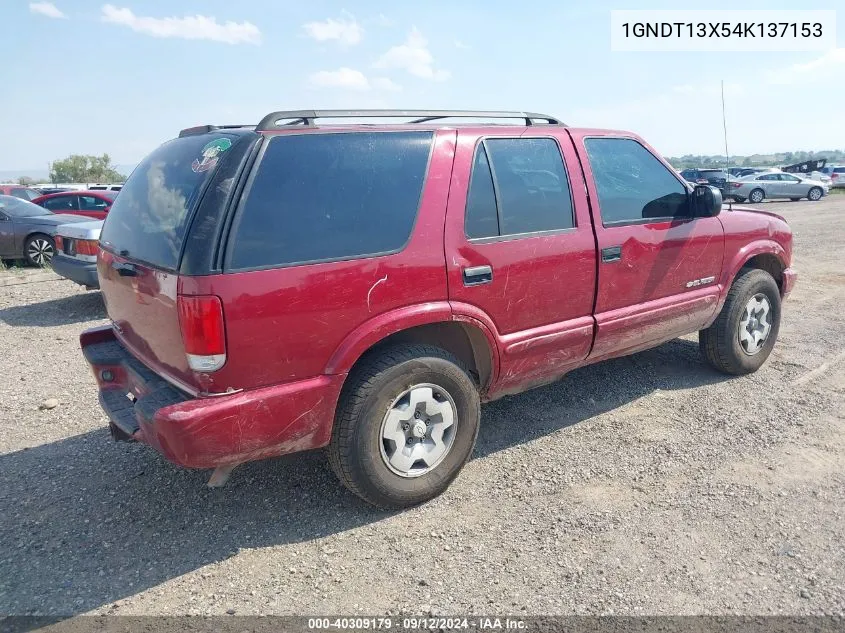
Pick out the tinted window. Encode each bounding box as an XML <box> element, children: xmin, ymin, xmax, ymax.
<box><xmin>42</xmin><ymin>195</ymin><xmax>78</xmax><ymax>212</ymax></box>
<box><xmin>229</xmin><ymin>132</ymin><xmax>433</xmax><ymax>270</ymax></box>
<box><xmin>758</xmin><ymin>174</ymin><xmax>779</xmax><ymax>181</ymax></box>
<box><xmin>834</xmin><ymin>168</ymin><xmax>845</xmax><ymax>174</ymax></box>
<box><xmin>585</xmin><ymin>138</ymin><xmax>688</xmax><ymax>224</ymax></box>
<box><xmin>465</xmin><ymin>138</ymin><xmax>573</xmax><ymax>239</ymax></box>
<box><xmin>10</xmin><ymin>188</ymin><xmax>39</xmax><ymax>201</ymax></box>
<box><xmin>779</xmin><ymin>174</ymin><xmax>800</xmax><ymax>182</ymax></box>
<box><xmin>465</xmin><ymin>146</ymin><xmax>499</xmax><ymax>238</ymax></box>
<box><xmin>100</xmin><ymin>134</ymin><xmax>237</xmax><ymax>270</ymax></box>
<box><xmin>0</xmin><ymin>195</ymin><xmax>51</xmax><ymax>217</ymax></box>
<box><xmin>79</xmin><ymin>195</ymin><xmax>109</xmax><ymax>211</ymax></box>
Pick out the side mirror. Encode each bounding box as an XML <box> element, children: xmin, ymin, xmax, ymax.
<box><xmin>691</xmin><ymin>184</ymin><xmax>722</xmax><ymax>217</ymax></box>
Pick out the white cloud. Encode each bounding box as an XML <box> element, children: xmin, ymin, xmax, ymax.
<box><xmin>454</xmin><ymin>39</ymin><xmax>470</xmax><ymax>50</ymax></box>
<box><xmin>374</xmin><ymin>14</ymin><xmax>394</xmax><ymax>27</ymax></box>
<box><xmin>767</xmin><ymin>48</ymin><xmax>845</xmax><ymax>85</ymax></box>
<box><xmin>100</xmin><ymin>5</ymin><xmax>261</xmax><ymax>45</ymax></box>
<box><xmin>372</xmin><ymin>77</ymin><xmax>402</xmax><ymax>92</ymax></box>
<box><xmin>374</xmin><ymin>28</ymin><xmax>450</xmax><ymax>81</ymax></box>
<box><xmin>308</xmin><ymin>69</ymin><xmax>403</xmax><ymax>92</ymax></box>
<box><xmin>309</xmin><ymin>68</ymin><xmax>370</xmax><ymax>90</ymax></box>
<box><xmin>302</xmin><ymin>14</ymin><xmax>363</xmax><ymax>45</ymax></box>
<box><xmin>29</xmin><ymin>2</ymin><xmax>66</xmax><ymax>19</ymax></box>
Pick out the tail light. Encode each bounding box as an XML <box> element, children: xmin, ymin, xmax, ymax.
<box><xmin>730</xmin><ymin>182</ymin><xmax>743</xmax><ymax>189</ymax></box>
<box><xmin>54</xmin><ymin>236</ymin><xmax>64</xmax><ymax>251</ymax></box>
<box><xmin>177</xmin><ymin>295</ymin><xmax>226</xmax><ymax>372</ymax></box>
<box><xmin>76</xmin><ymin>239</ymin><xmax>99</xmax><ymax>256</ymax></box>
<box><xmin>832</xmin><ymin>173</ymin><xmax>839</xmax><ymax>181</ymax></box>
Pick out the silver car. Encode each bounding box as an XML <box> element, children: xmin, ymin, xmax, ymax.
<box><xmin>728</xmin><ymin>172</ymin><xmax>828</xmax><ymax>203</ymax></box>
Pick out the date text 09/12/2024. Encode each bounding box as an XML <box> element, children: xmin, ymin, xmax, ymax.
<box><xmin>307</xmin><ymin>617</ymin><xmax>527</xmax><ymax>630</ymax></box>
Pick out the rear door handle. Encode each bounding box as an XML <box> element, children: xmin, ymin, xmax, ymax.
<box><xmin>112</xmin><ymin>262</ymin><xmax>137</xmax><ymax>277</ymax></box>
<box><xmin>462</xmin><ymin>265</ymin><xmax>493</xmax><ymax>286</ymax></box>
<box><xmin>601</xmin><ymin>246</ymin><xmax>622</xmax><ymax>263</ymax></box>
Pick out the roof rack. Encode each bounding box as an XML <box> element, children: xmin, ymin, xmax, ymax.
<box><xmin>255</xmin><ymin>109</ymin><xmax>563</xmax><ymax>131</ymax></box>
<box><xmin>178</xmin><ymin>124</ymin><xmax>254</xmax><ymax>138</ymax></box>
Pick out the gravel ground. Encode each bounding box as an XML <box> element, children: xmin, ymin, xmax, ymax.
<box><xmin>1</xmin><ymin>198</ymin><xmax>843</xmax><ymax>617</ymax></box>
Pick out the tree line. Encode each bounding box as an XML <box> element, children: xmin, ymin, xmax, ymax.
<box><xmin>16</xmin><ymin>154</ymin><xmax>127</xmax><ymax>185</ymax></box>
<box><xmin>667</xmin><ymin>150</ymin><xmax>845</xmax><ymax>170</ymax></box>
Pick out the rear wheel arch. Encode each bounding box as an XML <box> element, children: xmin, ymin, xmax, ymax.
<box><xmin>340</xmin><ymin>321</ymin><xmax>495</xmax><ymax>394</ymax></box>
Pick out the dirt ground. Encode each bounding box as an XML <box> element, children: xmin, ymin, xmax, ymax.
<box><xmin>1</xmin><ymin>197</ymin><xmax>843</xmax><ymax>617</ymax></box>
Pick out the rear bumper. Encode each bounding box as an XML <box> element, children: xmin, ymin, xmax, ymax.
<box><xmin>782</xmin><ymin>267</ymin><xmax>797</xmax><ymax>299</ymax></box>
<box><xmin>80</xmin><ymin>325</ymin><xmax>343</xmax><ymax>468</ymax></box>
<box><xmin>52</xmin><ymin>254</ymin><xmax>99</xmax><ymax>288</ymax></box>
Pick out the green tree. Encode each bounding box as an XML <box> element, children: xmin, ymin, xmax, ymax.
<box><xmin>16</xmin><ymin>176</ymin><xmax>36</xmax><ymax>186</ymax></box>
<box><xmin>49</xmin><ymin>154</ymin><xmax>126</xmax><ymax>184</ymax></box>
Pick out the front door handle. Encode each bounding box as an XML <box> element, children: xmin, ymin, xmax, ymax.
<box><xmin>462</xmin><ymin>265</ymin><xmax>493</xmax><ymax>286</ymax></box>
<box><xmin>601</xmin><ymin>246</ymin><xmax>622</xmax><ymax>263</ymax></box>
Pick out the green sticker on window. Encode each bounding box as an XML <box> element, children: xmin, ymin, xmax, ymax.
<box><xmin>191</xmin><ymin>138</ymin><xmax>232</xmax><ymax>173</ymax></box>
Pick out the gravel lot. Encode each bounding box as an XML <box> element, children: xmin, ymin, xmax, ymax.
<box><xmin>1</xmin><ymin>198</ymin><xmax>843</xmax><ymax>617</ymax></box>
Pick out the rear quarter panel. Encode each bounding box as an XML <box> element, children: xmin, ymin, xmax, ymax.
<box><xmin>180</xmin><ymin>129</ymin><xmax>457</xmax><ymax>393</ymax></box>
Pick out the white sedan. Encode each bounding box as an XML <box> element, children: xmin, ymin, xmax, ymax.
<box><xmin>727</xmin><ymin>172</ymin><xmax>828</xmax><ymax>203</ymax></box>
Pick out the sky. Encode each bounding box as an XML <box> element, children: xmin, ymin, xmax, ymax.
<box><xmin>0</xmin><ymin>0</ymin><xmax>843</xmax><ymax>173</ymax></box>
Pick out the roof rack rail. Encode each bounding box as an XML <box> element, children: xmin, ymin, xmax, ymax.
<box><xmin>178</xmin><ymin>124</ymin><xmax>254</xmax><ymax>138</ymax></box>
<box><xmin>255</xmin><ymin>109</ymin><xmax>563</xmax><ymax>131</ymax></box>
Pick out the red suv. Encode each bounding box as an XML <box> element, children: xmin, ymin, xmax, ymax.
<box><xmin>81</xmin><ymin>109</ymin><xmax>796</xmax><ymax>508</ymax></box>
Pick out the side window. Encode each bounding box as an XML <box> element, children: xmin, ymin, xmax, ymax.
<box><xmin>10</xmin><ymin>188</ymin><xmax>36</xmax><ymax>201</ymax></box>
<box><xmin>759</xmin><ymin>174</ymin><xmax>778</xmax><ymax>181</ymax></box>
<box><xmin>229</xmin><ymin>131</ymin><xmax>433</xmax><ymax>270</ymax></box>
<box><xmin>584</xmin><ymin>138</ymin><xmax>688</xmax><ymax>224</ymax></box>
<box><xmin>42</xmin><ymin>195</ymin><xmax>78</xmax><ymax>211</ymax></box>
<box><xmin>464</xmin><ymin>138</ymin><xmax>574</xmax><ymax>239</ymax></box>
<box><xmin>780</xmin><ymin>174</ymin><xmax>800</xmax><ymax>182</ymax></box>
<box><xmin>465</xmin><ymin>146</ymin><xmax>498</xmax><ymax>239</ymax></box>
<box><xmin>79</xmin><ymin>195</ymin><xmax>108</xmax><ymax>211</ymax></box>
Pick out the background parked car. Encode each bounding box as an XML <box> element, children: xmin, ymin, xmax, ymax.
<box><xmin>728</xmin><ymin>172</ymin><xmax>828</xmax><ymax>203</ymax></box>
<box><xmin>0</xmin><ymin>185</ymin><xmax>42</xmax><ymax>202</ymax></box>
<box><xmin>52</xmin><ymin>220</ymin><xmax>102</xmax><ymax>289</ymax></box>
<box><xmin>679</xmin><ymin>168</ymin><xmax>728</xmax><ymax>192</ymax></box>
<box><xmin>820</xmin><ymin>165</ymin><xmax>845</xmax><ymax>188</ymax></box>
<box><xmin>87</xmin><ymin>184</ymin><xmax>123</xmax><ymax>192</ymax></box>
<box><xmin>31</xmin><ymin>190</ymin><xmax>117</xmax><ymax>219</ymax></box>
<box><xmin>0</xmin><ymin>195</ymin><xmax>89</xmax><ymax>266</ymax></box>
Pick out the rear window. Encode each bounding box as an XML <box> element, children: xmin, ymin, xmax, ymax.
<box><xmin>99</xmin><ymin>134</ymin><xmax>236</xmax><ymax>270</ymax></box>
<box><xmin>228</xmin><ymin>131</ymin><xmax>433</xmax><ymax>271</ymax></box>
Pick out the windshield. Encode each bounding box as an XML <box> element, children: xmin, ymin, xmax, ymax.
<box><xmin>0</xmin><ymin>195</ymin><xmax>52</xmax><ymax>217</ymax></box>
<box><xmin>99</xmin><ymin>134</ymin><xmax>235</xmax><ymax>270</ymax></box>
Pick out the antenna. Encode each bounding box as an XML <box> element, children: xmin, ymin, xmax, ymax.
<box><xmin>722</xmin><ymin>80</ymin><xmax>732</xmax><ymax>210</ymax></box>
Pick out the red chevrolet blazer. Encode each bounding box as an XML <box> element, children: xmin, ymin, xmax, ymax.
<box><xmin>81</xmin><ymin>109</ymin><xmax>796</xmax><ymax>508</ymax></box>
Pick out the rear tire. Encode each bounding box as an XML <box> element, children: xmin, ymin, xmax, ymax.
<box><xmin>733</xmin><ymin>196</ymin><xmax>746</xmax><ymax>203</ymax></box>
<box><xmin>808</xmin><ymin>187</ymin><xmax>822</xmax><ymax>201</ymax></box>
<box><xmin>24</xmin><ymin>234</ymin><xmax>55</xmax><ymax>267</ymax></box>
<box><xmin>328</xmin><ymin>344</ymin><xmax>480</xmax><ymax>508</ymax></box>
<box><xmin>748</xmin><ymin>188</ymin><xmax>765</xmax><ymax>203</ymax></box>
<box><xmin>699</xmin><ymin>269</ymin><xmax>781</xmax><ymax>375</ymax></box>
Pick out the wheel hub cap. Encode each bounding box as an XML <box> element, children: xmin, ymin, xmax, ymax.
<box><xmin>738</xmin><ymin>293</ymin><xmax>772</xmax><ymax>355</ymax></box>
<box><xmin>379</xmin><ymin>384</ymin><xmax>458</xmax><ymax>478</ymax></box>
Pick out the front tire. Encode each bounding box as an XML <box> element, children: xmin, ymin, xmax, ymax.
<box><xmin>24</xmin><ymin>234</ymin><xmax>55</xmax><ymax>267</ymax></box>
<box><xmin>699</xmin><ymin>269</ymin><xmax>781</xmax><ymax>375</ymax></box>
<box><xmin>748</xmin><ymin>188</ymin><xmax>765</xmax><ymax>203</ymax></box>
<box><xmin>808</xmin><ymin>186</ymin><xmax>823</xmax><ymax>201</ymax></box>
<box><xmin>328</xmin><ymin>344</ymin><xmax>480</xmax><ymax>508</ymax></box>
